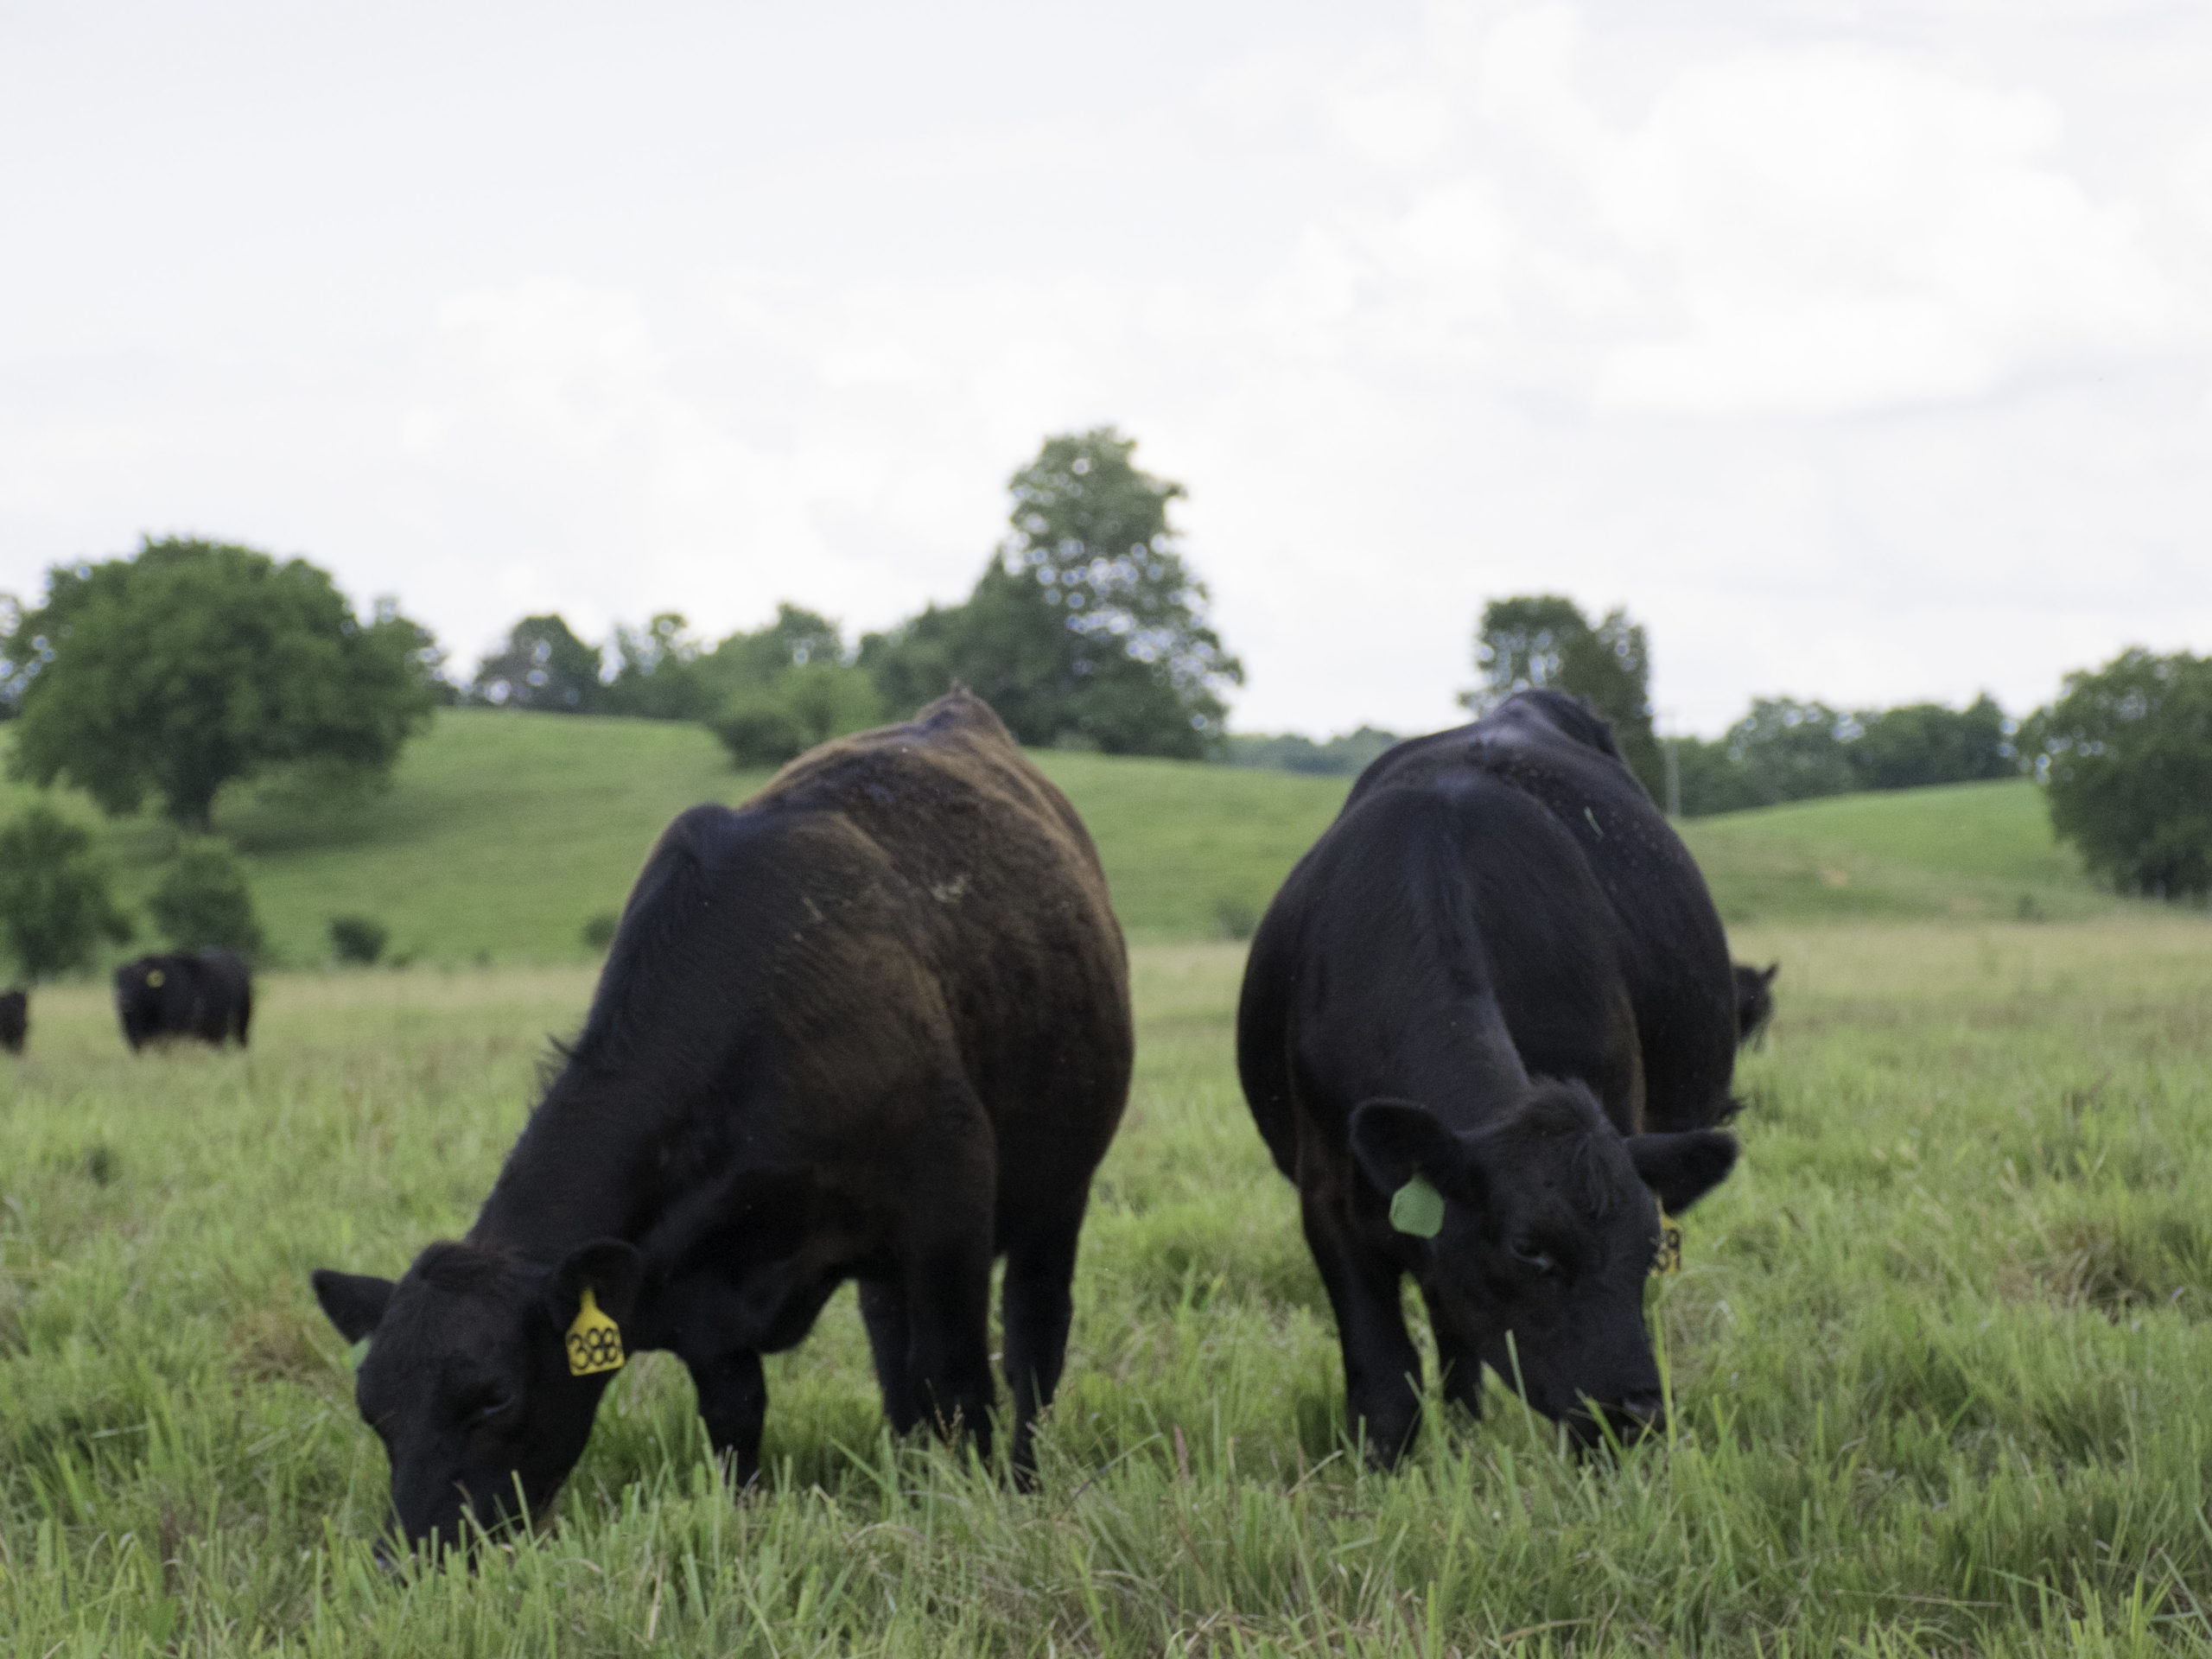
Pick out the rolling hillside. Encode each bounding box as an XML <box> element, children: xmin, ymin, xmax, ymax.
<box><xmin>0</xmin><ymin>710</ymin><xmax>2125</xmax><ymax>969</ymax></box>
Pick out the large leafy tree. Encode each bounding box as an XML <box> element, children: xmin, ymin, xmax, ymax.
<box><xmin>1461</xmin><ymin>595</ymin><xmax>1662</xmax><ymax>798</ymax></box>
<box><xmin>863</xmin><ymin>429</ymin><xmax>1243</xmax><ymax>759</ymax></box>
<box><xmin>2028</xmin><ymin>648</ymin><xmax>2212</xmax><ymax>899</ymax></box>
<box><xmin>0</xmin><ymin>805</ymin><xmax>134</xmax><ymax>981</ymax></box>
<box><xmin>3</xmin><ymin>537</ymin><xmax>440</xmax><ymax>830</ymax></box>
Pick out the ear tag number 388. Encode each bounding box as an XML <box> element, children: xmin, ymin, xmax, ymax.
<box><xmin>565</xmin><ymin>1286</ymin><xmax>626</xmax><ymax>1376</ymax></box>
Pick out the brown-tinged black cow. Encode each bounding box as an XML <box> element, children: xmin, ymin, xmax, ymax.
<box><xmin>1</xmin><ymin>988</ymin><xmax>25</xmax><ymax>1055</ymax></box>
<box><xmin>1237</xmin><ymin>690</ymin><xmax>1741</xmax><ymax>1465</ymax></box>
<box><xmin>1734</xmin><ymin>962</ymin><xmax>1779</xmax><ymax>1050</ymax></box>
<box><xmin>115</xmin><ymin>950</ymin><xmax>253</xmax><ymax>1050</ymax></box>
<box><xmin>312</xmin><ymin>690</ymin><xmax>1133</xmax><ymax>1555</ymax></box>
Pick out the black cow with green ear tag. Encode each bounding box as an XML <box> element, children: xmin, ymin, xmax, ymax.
<box><xmin>1237</xmin><ymin>690</ymin><xmax>1742</xmax><ymax>1465</ymax></box>
<box><xmin>314</xmin><ymin>690</ymin><xmax>1134</xmax><ymax>1555</ymax></box>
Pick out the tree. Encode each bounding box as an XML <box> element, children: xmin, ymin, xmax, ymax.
<box><xmin>0</xmin><ymin>804</ymin><xmax>134</xmax><ymax>981</ymax></box>
<box><xmin>148</xmin><ymin>839</ymin><xmax>265</xmax><ymax>960</ymax></box>
<box><xmin>703</xmin><ymin>607</ymin><xmax>883</xmax><ymax>767</ymax></box>
<box><xmin>862</xmin><ymin>429</ymin><xmax>1243</xmax><ymax>759</ymax></box>
<box><xmin>2029</xmin><ymin>648</ymin><xmax>2212</xmax><ymax>899</ymax></box>
<box><xmin>1669</xmin><ymin>734</ymin><xmax>1766</xmax><ymax>817</ymax></box>
<box><xmin>602</xmin><ymin>613</ymin><xmax>715</xmax><ymax>721</ymax></box>
<box><xmin>1460</xmin><ymin>595</ymin><xmax>1662</xmax><ymax>798</ymax></box>
<box><xmin>1850</xmin><ymin>695</ymin><xmax>2013</xmax><ymax>791</ymax></box>
<box><xmin>472</xmin><ymin>614</ymin><xmax>606</xmax><ymax>712</ymax></box>
<box><xmin>1724</xmin><ymin>698</ymin><xmax>1859</xmax><ymax>805</ymax></box>
<box><xmin>3</xmin><ymin>537</ymin><xmax>440</xmax><ymax>830</ymax></box>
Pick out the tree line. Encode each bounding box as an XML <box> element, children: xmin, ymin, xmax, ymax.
<box><xmin>4</xmin><ymin>426</ymin><xmax>2211</xmax><ymax>991</ymax></box>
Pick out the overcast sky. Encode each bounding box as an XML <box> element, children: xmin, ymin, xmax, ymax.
<box><xmin>3</xmin><ymin>1</ymin><xmax>2207</xmax><ymax>737</ymax></box>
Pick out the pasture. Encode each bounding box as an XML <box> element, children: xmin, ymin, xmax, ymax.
<box><xmin>6</xmin><ymin>914</ymin><xmax>2212</xmax><ymax>1655</ymax></box>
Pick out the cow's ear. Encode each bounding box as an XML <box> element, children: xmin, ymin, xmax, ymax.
<box><xmin>1760</xmin><ymin>963</ymin><xmax>1780</xmax><ymax>987</ymax></box>
<box><xmin>547</xmin><ymin>1238</ymin><xmax>645</xmax><ymax>1331</ymax></box>
<box><xmin>312</xmin><ymin>1269</ymin><xmax>395</xmax><ymax>1342</ymax></box>
<box><xmin>1350</xmin><ymin>1099</ymin><xmax>1482</xmax><ymax>1206</ymax></box>
<box><xmin>1626</xmin><ymin>1130</ymin><xmax>1738</xmax><ymax>1214</ymax></box>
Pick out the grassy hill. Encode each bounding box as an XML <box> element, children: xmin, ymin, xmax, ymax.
<box><xmin>0</xmin><ymin>711</ymin><xmax>2127</xmax><ymax>971</ymax></box>
<box><xmin>0</xmin><ymin>711</ymin><xmax>1353</xmax><ymax>965</ymax></box>
<box><xmin>1678</xmin><ymin>778</ymin><xmax>2119</xmax><ymax>925</ymax></box>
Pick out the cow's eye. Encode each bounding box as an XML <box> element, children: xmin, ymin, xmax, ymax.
<box><xmin>469</xmin><ymin>1392</ymin><xmax>517</xmax><ymax>1425</ymax></box>
<box><xmin>1510</xmin><ymin>1239</ymin><xmax>1557</xmax><ymax>1275</ymax></box>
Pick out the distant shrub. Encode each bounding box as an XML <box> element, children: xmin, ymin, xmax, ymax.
<box><xmin>710</xmin><ymin>662</ymin><xmax>882</xmax><ymax>770</ymax></box>
<box><xmin>328</xmin><ymin>914</ymin><xmax>389</xmax><ymax>965</ymax></box>
<box><xmin>0</xmin><ymin>804</ymin><xmax>134</xmax><ymax>981</ymax></box>
<box><xmin>1214</xmin><ymin>896</ymin><xmax>1259</xmax><ymax>943</ymax></box>
<box><xmin>713</xmin><ymin>695</ymin><xmax>810</xmax><ymax>768</ymax></box>
<box><xmin>149</xmin><ymin>840</ymin><xmax>264</xmax><ymax>960</ymax></box>
<box><xmin>1226</xmin><ymin>726</ymin><xmax>1400</xmax><ymax>777</ymax></box>
<box><xmin>582</xmin><ymin>912</ymin><xmax>619</xmax><ymax>951</ymax></box>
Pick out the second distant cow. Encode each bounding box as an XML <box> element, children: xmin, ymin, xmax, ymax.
<box><xmin>115</xmin><ymin>950</ymin><xmax>253</xmax><ymax>1050</ymax></box>
<box><xmin>0</xmin><ymin>988</ymin><xmax>25</xmax><ymax>1055</ymax></box>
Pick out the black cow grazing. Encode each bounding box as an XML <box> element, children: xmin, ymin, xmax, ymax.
<box><xmin>312</xmin><ymin>690</ymin><xmax>1133</xmax><ymax>1554</ymax></box>
<box><xmin>1</xmin><ymin>988</ymin><xmax>25</xmax><ymax>1055</ymax></box>
<box><xmin>114</xmin><ymin>950</ymin><xmax>253</xmax><ymax>1050</ymax></box>
<box><xmin>1734</xmin><ymin>962</ymin><xmax>1780</xmax><ymax>1049</ymax></box>
<box><xmin>1237</xmin><ymin>690</ymin><xmax>1742</xmax><ymax>1465</ymax></box>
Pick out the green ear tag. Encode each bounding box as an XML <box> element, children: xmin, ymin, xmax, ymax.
<box><xmin>346</xmin><ymin>1336</ymin><xmax>372</xmax><ymax>1370</ymax></box>
<box><xmin>1389</xmin><ymin>1175</ymin><xmax>1446</xmax><ymax>1238</ymax></box>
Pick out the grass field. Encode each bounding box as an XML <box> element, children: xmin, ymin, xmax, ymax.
<box><xmin>6</xmin><ymin>916</ymin><xmax>2212</xmax><ymax>1655</ymax></box>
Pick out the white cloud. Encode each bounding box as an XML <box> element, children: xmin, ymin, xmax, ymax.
<box><xmin>0</xmin><ymin>0</ymin><xmax>2207</xmax><ymax>741</ymax></box>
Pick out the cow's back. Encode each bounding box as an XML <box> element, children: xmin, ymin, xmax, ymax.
<box><xmin>524</xmin><ymin>690</ymin><xmax>1132</xmax><ymax>1250</ymax></box>
<box><xmin>1344</xmin><ymin>692</ymin><xmax>1736</xmax><ymax>1132</ymax></box>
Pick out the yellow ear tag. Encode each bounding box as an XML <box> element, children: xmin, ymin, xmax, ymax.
<box><xmin>564</xmin><ymin>1286</ymin><xmax>625</xmax><ymax>1376</ymax></box>
<box><xmin>146</xmin><ymin>969</ymin><xmax>165</xmax><ymax>988</ymax></box>
<box><xmin>1653</xmin><ymin>1211</ymin><xmax>1683</xmax><ymax>1276</ymax></box>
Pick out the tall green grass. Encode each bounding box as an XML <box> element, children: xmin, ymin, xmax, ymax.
<box><xmin>5</xmin><ymin>919</ymin><xmax>2212</xmax><ymax>1654</ymax></box>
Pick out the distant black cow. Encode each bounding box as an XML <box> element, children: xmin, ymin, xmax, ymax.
<box><xmin>1238</xmin><ymin>690</ymin><xmax>1741</xmax><ymax>1465</ymax></box>
<box><xmin>1734</xmin><ymin>962</ymin><xmax>1779</xmax><ymax>1049</ymax></box>
<box><xmin>114</xmin><ymin>950</ymin><xmax>253</xmax><ymax>1050</ymax></box>
<box><xmin>313</xmin><ymin>690</ymin><xmax>1133</xmax><ymax>1554</ymax></box>
<box><xmin>1</xmin><ymin>989</ymin><xmax>25</xmax><ymax>1055</ymax></box>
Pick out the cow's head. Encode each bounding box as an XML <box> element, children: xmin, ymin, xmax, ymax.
<box><xmin>312</xmin><ymin>1238</ymin><xmax>642</xmax><ymax>1555</ymax></box>
<box><xmin>1349</xmin><ymin>1081</ymin><xmax>1735</xmax><ymax>1446</ymax></box>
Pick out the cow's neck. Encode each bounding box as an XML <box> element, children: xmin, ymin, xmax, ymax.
<box><xmin>467</xmin><ymin>1065</ymin><xmax>682</xmax><ymax>1262</ymax></box>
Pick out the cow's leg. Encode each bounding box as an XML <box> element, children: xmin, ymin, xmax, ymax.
<box><xmin>1416</xmin><ymin>1282</ymin><xmax>1485</xmax><ymax>1421</ymax></box>
<box><xmin>893</xmin><ymin>1099</ymin><xmax>999</xmax><ymax>1463</ymax></box>
<box><xmin>858</xmin><ymin>1279</ymin><xmax>921</xmax><ymax>1434</ymax></box>
<box><xmin>1000</xmin><ymin>1196</ymin><xmax>1087</xmax><ymax>1484</ymax></box>
<box><xmin>1302</xmin><ymin>1189</ymin><xmax>1423</xmax><ymax>1466</ymax></box>
<box><xmin>684</xmin><ymin>1347</ymin><xmax>768</xmax><ymax>1486</ymax></box>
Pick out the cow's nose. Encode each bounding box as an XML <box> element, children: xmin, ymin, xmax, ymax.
<box><xmin>1616</xmin><ymin>1391</ymin><xmax>1664</xmax><ymax>1436</ymax></box>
